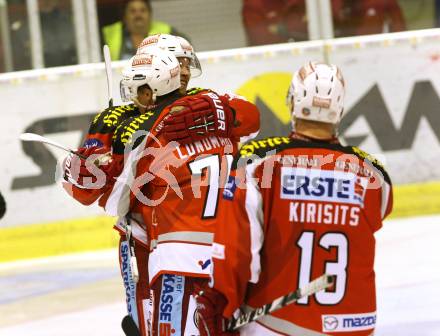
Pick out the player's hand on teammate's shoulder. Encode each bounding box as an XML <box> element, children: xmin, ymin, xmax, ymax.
<box><xmin>62</xmin><ymin>145</ymin><xmax>123</xmax><ymax>190</ymax></box>
<box><xmin>161</xmin><ymin>93</ymin><xmax>235</xmax><ymax>144</ymax></box>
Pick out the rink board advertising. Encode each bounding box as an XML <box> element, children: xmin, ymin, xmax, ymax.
<box><xmin>1</xmin><ymin>29</ymin><xmax>440</xmax><ymax>261</ymax></box>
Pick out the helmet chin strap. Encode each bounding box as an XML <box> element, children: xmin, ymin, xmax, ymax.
<box><xmin>133</xmin><ymin>97</ymin><xmax>148</xmax><ymax>109</ymax></box>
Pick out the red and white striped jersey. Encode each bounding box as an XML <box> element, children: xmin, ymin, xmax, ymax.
<box><xmin>212</xmin><ymin>135</ymin><xmax>393</xmax><ymax>336</ymax></box>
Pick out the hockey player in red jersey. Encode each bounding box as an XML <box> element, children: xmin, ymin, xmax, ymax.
<box><xmin>63</xmin><ymin>46</ymin><xmax>190</xmax><ymax>336</ymax></box>
<box><xmin>96</xmin><ymin>49</ymin><xmax>260</xmax><ymax>335</ymax></box>
<box><xmin>199</xmin><ymin>61</ymin><xmax>393</xmax><ymax>336</ymax></box>
<box><xmin>63</xmin><ymin>34</ymin><xmax>256</xmax><ymax>207</ymax></box>
<box><xmin>63</xmin><ymin>41</ymin><xmax>260</xmax><ymax>335</ymax></box>
<box><xmin>62</xmin><ymin>35</ymin><xmax>258</xmax><ymax>336</ymax></box>
<box><xmin>63</xmin><ymin>34</ymin><xmax>204</xmax><ymax>206</ymax></box>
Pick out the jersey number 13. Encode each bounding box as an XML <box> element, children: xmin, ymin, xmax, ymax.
<box><xmin>297</xmin><ymin>231</ymin><xmax>348</xmax><ymax>305</ymax></box>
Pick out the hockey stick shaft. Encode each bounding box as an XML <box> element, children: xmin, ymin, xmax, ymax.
<box><xmin>103</xmin><ymin>44</ymin><xmax>113</xmax><ymax>108</ymax></box>
<box><xmin>228</xmin><ymin>274</ymin><xmax>335</xmax><ymax>330</ymax></box>
<box><xmin>124</xmin><ymin>217</ymin><xmax>140</xmax><ymax>283</ymax></box>
<box><xmin>19</xmin><ymin>133</ymin><xmax>87</xmax><ymax>159</ymax></box>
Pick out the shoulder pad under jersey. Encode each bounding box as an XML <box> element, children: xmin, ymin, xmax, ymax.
<box><xmin>349</xmin><ymin>146</ymin><xmax>391</xmax><ymax>185</ymax></box>
<box><xmin>89</xmin><ymin>104</ymin><xmax>138</xmax><ymax>134</ymax></box>
<box><xmin>232</xmin><ymin>136</ymin><xmax>291</xmax><ymax>169</ymax></box>
<box><xmin>238</xmin><ymin>136</ymin><xmax>292</xmax><ymax>159</ymax></box>
<box><xmin>111</xmin><ymin>101</ymin><xmax>174</xmax><ymax>155</ymax></box>
<box><xmin>233</xmin><ymin>137</ymin><xmax>392</xmax><ymax>185</ymax></box>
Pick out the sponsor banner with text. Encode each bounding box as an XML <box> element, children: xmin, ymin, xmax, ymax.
<box><xmin>322</xmin><ymin>312</ymin><xmax>376</xmax><ymax>333</ymax></box>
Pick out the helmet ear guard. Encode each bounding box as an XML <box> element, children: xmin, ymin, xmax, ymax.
<box><xmin>120</xmin><ymin>78</ymin><xmax>131</xmax><ymax>102</ymax></box>
<box><xmin>286</xmin><ymin>61</ymin><xmax>345</xmax><ymax>126</ymax></box>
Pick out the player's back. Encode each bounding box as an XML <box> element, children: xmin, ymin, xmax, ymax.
<box><xmin>229</xmin><ymin>137</ymin><xmax>392</xmax><ymax>336</ymax></box>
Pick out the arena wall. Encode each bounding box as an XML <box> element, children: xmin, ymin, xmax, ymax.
<box><xmin>1</xmin><ymin>29</ymin><xmax>439</xmax><ymax>260</ymax></box>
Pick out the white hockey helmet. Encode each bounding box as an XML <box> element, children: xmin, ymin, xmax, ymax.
<box><xmin>137</xmin><ymin>34</ymin><xmax>202</xmax><ymax>77</ymax></box>
<box><xmin>120</xmin><ymin>46</ymin><xmax>180</xmax><ymax>103</ymax></box>
<box><xmin>286</xmin><ymin>61</ymin><xmax>345</xmax><ymax>125</ymax></box>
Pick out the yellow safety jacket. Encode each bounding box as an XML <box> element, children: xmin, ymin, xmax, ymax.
<box><xmin>102</xmin><ymin>21</ymin><xmax>172</xmax><ymax>60</ymax></box>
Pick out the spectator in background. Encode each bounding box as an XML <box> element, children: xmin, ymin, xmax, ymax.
<box><xmin>242</xmin><ymin>0</ymin><xmax>308</xmax><ymax>46</ymax></box>
<box><xmin>332</xmin><ymin>0</ymin><xmax>406</xmax><ymax>37</ymax></box>
<box><xmin>102</xmin><ymin>0</ymin><xmax>187</xmax><ymax>60</ymax></box>
<box><xmin>242</xmin><ymin>0</ymin><xmax>406</xmax><ymax>47</ymax></box>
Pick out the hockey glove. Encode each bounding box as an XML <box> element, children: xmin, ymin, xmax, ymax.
<box><xmin>162</xmin><ymin>94</ymin><xmax>235</xmax><ymax>144</ymax></box>
<box><xmin>63</xmin><ymin>146</ymin><xmax>122</xmax><ymax>190</ymax></box>
<box><xmin>195</xmin><ymin>286</ymin><xmax>239</xmax><ymax>336</ymax></box>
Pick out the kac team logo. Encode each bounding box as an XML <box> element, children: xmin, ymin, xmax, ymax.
<box><xmin>83</xmin><ymin>138</ymin><xmax>103</xmax><ymax>148</ymax></box>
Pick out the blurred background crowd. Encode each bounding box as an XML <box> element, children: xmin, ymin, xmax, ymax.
<box><xmin>0</xmin><ymin>0</ymin><xmax>439</xmax><ymax>73</ymax></box>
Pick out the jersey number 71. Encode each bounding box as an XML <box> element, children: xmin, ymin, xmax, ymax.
<box><xmin>188</xmin><ymin>154</ymin><xmax>233</xmax><ymax>219</ymax></box>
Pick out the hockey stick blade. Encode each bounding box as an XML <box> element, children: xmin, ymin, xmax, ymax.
<box><xmin>121</xmin><ymin>315</ymin><xmax>141</xmax><ymax>336</ymax></box>
<box><xmin>19</xmin><ymin>133</ymin><xmax>87</xmax><ymax>159</ymax></box>
<box><xmin>103</xmin><ymin>44</ymin><xmax>113</xmax><ymax>108</ymax></box>
<box><xmin>228</xmin><ymin>274</ymin><xmax>335</xmax><ymax>330</ymax></box>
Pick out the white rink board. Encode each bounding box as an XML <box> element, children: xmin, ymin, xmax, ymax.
<box><xmin>0</xmin><ymin>29</ymin><xmax>439</xmax><ymax>227</ymax></box>
<box><xmin>329</xmin><ymin>32</ymin><xmax>440</xmax><ymax>184</ymax></box>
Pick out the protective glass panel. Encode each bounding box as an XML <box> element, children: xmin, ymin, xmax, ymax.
<box><xmin>38</xmin><ymin>0</ymin><xmax>77</xmax><ymax>67</ymax></box>
<box><xmin>7</xmin><ymin>0</ymin><xmax>31</xmax><ymax>71</ymax></box>
<box><xmin>332</xmin><ymin>0</ymin><xmax>436</xmax><ymax>38</ymax></box>
<box><xmin>96</xmin><ymin>0</ymin><xmax>313</xmax><ymax>55</ymax></box>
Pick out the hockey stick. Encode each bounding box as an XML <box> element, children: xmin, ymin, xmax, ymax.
<box><xmin>103</xmin><ymin>45</ymin><xmax>141</xmax><ymax>279</ymax></box>
<box><xmin>123</xmin><ymin>217</ymin><xmax>140</xmax><ymax>283</ymax></box>
<box><xmin>19</xmin><ymin>133</ymin><xmax>87</xmax><ymax>159</ymax></box>
<box><xmin>104</xmin><ymin>44</ymin><xmax>141</xmax><ymax>330</ymax></box>
<box><xmin>103</xmin><ymin>44</ymin><xmax>113</xmax><ymax>108</ymax></box>
<box><xmin>20</xmin><ymin>50</ymin><xmax>113</xmax><ymax>161</ymax></box>
<box><xmin>228</xmin><ymin>274</ymin><xmax>335</xmax><ymax>330</ymax></box>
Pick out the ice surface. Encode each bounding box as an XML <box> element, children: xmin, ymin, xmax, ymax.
<box><xmin>0</xmin><ymin>215</ymin><xmax>439</xmax><ymax>335</ymax></box>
